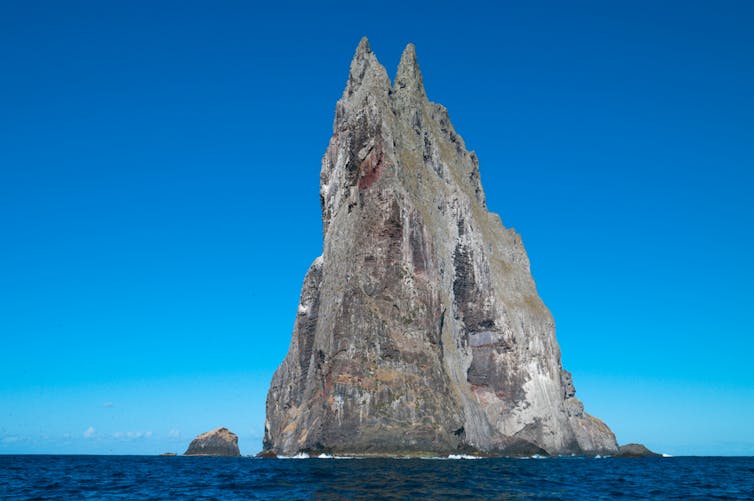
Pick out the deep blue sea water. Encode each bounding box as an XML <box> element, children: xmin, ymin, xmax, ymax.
<box><xmin>1</xmin><ymin>455</ymin><xmax>753</xmax><ymax>500</ymax></box>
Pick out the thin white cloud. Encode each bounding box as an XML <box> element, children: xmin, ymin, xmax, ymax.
<box><xmin>168</xmin><ymin>429</ymin><xmax>181</xmax><ymax>439</ymax></box>
<box><xmin>113</xmin><ymin>431</ymin><xmax>153</xmax><ymax>440</ymax></box>
<box><xmin>1</xmin><ymin>436</ymin><xmax>20</xmax><ymax>444</ymax></box>
<box><xmin>83</xmin><ymin>426</ymin><xmax>96</xmax><ymax>439</ymax></box>
<box><xmin>103</xmin><ymin>402</ymin><xmax>113</xmax><ymax>408</ymax></box>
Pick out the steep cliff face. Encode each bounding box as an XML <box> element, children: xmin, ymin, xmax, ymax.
<box><xmin>264</xmin><ymin>38</ymin><xmax>618</xmax><ymax>457</ymax></box>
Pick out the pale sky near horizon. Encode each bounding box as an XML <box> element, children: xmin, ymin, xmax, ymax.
<box><xmin>1</xmin><ymin>1</ymin><xmax>753</xmax><ymax>455</ymax></box>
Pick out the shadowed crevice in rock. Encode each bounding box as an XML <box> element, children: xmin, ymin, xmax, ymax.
<box><xmin>264</xmin><ymin>38</ymin><xmax>619</xmax><ymax>457</ymax></box>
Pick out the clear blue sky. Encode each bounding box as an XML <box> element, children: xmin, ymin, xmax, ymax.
<box><xmin>1</xmin><ymin>1</ymin><xmax>752</xmax><ymax>456</ymax></box>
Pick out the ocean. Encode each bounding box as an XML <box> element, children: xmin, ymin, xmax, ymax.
<box><xmin>1</xmin><ymin>455</ymin><xmax>753</xmax><ymax>499</ymax></box>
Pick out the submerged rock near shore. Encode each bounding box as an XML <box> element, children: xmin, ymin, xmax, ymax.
<box><xmin>264</xmin><ymin>38</ymin><xmax>619</xmax><ymax>457</ymax></box>
<box><xmin>184</xmin><ymin>427</ymin><xmax>240</xmax><ymax>456</ymax></box>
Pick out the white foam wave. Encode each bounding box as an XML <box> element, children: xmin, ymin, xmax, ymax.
<box><xmin>277</xmin><ymin>452</ymin><xmax>310</xmax><ymax>459</ymax></box>
<box><xmin>419</xmin><ymin>454</ymin><xmax>482</xmax><ymax>460</ymax></box>
<box><xmin>277</xmin><ymin>452</ymin><xmax>361</xmax><ymax>459</ymax></box>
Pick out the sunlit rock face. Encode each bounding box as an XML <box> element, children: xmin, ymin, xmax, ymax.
<box><xmin>264</xmin><ymin>38</ymin><xmax>618</xmax><ymax>457</ymax></box>
<box><xmin>184</xmin><ymin>427</ymin><xmax>240</xmax><ymax>456</ymax></box>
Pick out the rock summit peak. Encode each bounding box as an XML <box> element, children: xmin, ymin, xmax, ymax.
<box><xmin>395</xmin><ymin>42</ymin><xmax>426</xmax><ymax>99</ymax></box>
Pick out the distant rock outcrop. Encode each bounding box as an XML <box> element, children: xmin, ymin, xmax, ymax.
<box><xmin>264</xmin><ymin>38</ymin><xmax>619</xmax><ymax>457</ymax></box>
<box><xmin>184</xmin><ymin>427</ymin><xmax>240</xmax><ymax>456</ymax></box>
<box><xmin>617</xmin><ymin>443</ymin><xmax>661</xmax><ymax>457</ymax></box>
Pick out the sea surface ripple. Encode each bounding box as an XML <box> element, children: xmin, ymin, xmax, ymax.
<box><xmin>1</xmin><ymin>455</ymin><xmax>753</xmax><ymax>499</ymax></box>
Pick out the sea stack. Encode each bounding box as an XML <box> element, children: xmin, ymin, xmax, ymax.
<box><xmin>264</xmin><ymin>38</ymin><xmax>619</xmax><ymax>457</ymax></box>
<box><xmin>184</xmin><ymin>427</ymin><xmax>240</xmax><ymax>456</ymax></box>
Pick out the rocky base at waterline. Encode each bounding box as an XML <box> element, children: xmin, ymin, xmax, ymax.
<box><xmin>257</xmin><ymin>444</ymin><xmax>665</xmax><ymax>459</ymax></box>
<box><xmin>616</xmin><ymin>443</ymin><xmax>661</xmax><ymax>457</ymax></box>
<box><xmin>256</xmin><ymin>446</ymin><xmax>666</xmax><ymax>459</ymax></box>
<box><xmin>184</xmin><ymin>427</ymin><xmax>240</xmax><ymax>456</ymax></box>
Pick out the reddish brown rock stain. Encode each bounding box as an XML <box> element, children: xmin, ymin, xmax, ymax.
<box><xmin>358</xmin><ymin>146</ymin><xmax>384</xmax><ymax>190</ymax></box>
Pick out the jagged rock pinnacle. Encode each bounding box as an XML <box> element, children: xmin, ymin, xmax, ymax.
<box><xmin>265</xmin><ymin>39</ymin><xmax>619</xmax><ymax>458</ymax></box>
<box><xmin>395</xmin><ymin>42</ymin><xmax>426</xmax><ymax>99</ymax></box>
<box><xmin>355</xmin><ymin>36</ymin><xmax>370</xmax><ymax>56</ymax></box>
<box><xmin>344</xmin><ymin>36</ymin><xmax>389</xmax><ymax>96</ymax></box>
<box><xmin>335</xmin><ymin>37</ymin><xmax>391</xmax><ymax>132</ymax></box>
